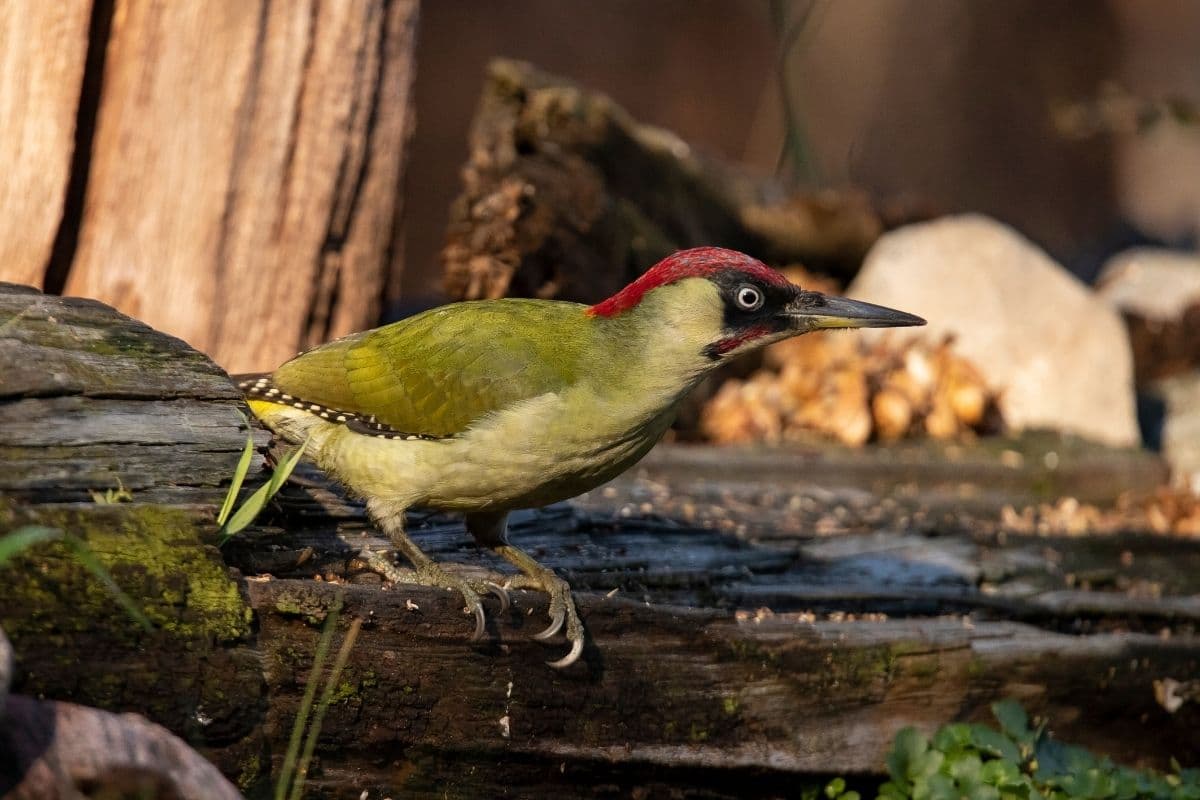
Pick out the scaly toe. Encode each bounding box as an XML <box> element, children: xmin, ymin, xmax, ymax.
<box><xmin>483</xmin><ymin>581</ymin><xmax>510</xmax><ymax>614</ymax></box>
<box><xmin>407</xmin><ymin>562</ymin><xmax>489</xmax><ymax>643</ymax></box>
<box><xmin>359</xmin><ymin>549</ymin><xmax>407</xmax><ymax>584</ymax></box>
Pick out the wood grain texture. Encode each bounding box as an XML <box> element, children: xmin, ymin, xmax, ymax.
<box><xmin>441</xmin><ymin>59</ymin><xmax>887</xmax><ymax>305</ymax></box>
<box><xmin>0</xmin><ymin>2</ymin><xmax>92</xmax><ymax>288</ymax></box>
<box><xmin>247</xmin><ymin>580</ymin><xmax>1200</xmax><ymax>798</ymax></box>
<box><xmin>0</xmin><ymin>282</ymin><xmax>258</xmax><ymax>504</ymax></box>
<box><xmin>64</xmin><ymin>0</ymin><xmax>419</xmax><ymax>373</ymax></box>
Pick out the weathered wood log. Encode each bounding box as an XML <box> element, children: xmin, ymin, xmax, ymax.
<box><xmin>0</xmin><ymin>282</ymin><xmax>266</xmax><ymax>791</ymax></box>
<box><xmin>0</xmin><ymin>0</ymin><xmax>419</xmax><ymax>373</ymax></box>
<box><xmin>0</xmin><ymin>693</ymin><xmax>242</xmax><ymax>800</ymax></box>
<box><xmin>2</xmin><ymin>283</ymin><xmax>1199</xmax><ymax>799</ymax></box>
<box><xmin>0</xmin><ymin>3</ymin><xmax>92</xmax><ymax>289</ymax></box>
<box><xmin>441</xmin><ymin>59</ymin><xmax>887</xmax><ymax>305</ymax></box>
<box><xmin>247</xmin><ymin>581</ymin><xmax>1200</xmax><ymax>798</ymax></box>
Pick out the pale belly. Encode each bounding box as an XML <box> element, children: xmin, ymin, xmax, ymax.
<box><xmin>251</xmin><ymin>390</ymin><xmax>676</xmax><ymax>513</ymax></box>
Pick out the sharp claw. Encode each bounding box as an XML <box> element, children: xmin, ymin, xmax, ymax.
<box><xmin>468</xmin><ymin>602</ymin><xmax>487</xmax><ymax>641</ymax></box>
<box><xmin>534</xmin><ymin>606</ymin><xmax>565</xmax><ymax>640</ymax></box>
<box><xmin>486</xmin><ymin>581</ymin><xmax>510</xmax><ymax>614</ymax></box>
<box><xmin>546</xmin><ymin>635</ymin><xmax>584</xmax><ymax>669</ymax></box>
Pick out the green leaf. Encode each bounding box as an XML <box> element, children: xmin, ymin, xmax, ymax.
<box><xmin>888</xmin><ymin>727</ymin><xmax>929</xmax><ymax>787</ymax></box>
<box><xmin>969</xmin><ymin>725</ymin><xmax>1021</xmax><ymax>764</ymax></box>
<box><xmin>265</xmin><ymin>435</ymin><xmax>310</xmax><ymax>497</ymax></box>
<box><xmin>827</xmin><ymin>778</ymin><xmax>847</xmax><ymax>798</ymax></box>
<box><xmin>217</xmin><ymin>427</ymin><xmax>256</xmax><ymax>526</ymax></box>
<box><xmin>949</xmin><ymin>754</ymin><xmax>984</xmax><ymax>786</ymax></box>
<box><xmin>0</xmin><ymin>526</ymin><xmax>62</xmax><ymax>565</ymax></box>
<box><xmin>916</xmin><ymin>773</ymin><xmax>957</xmax><ymax>800</ymax></box>
<box><xmin>933</xmin><ymin>723</ymin><xmax>973</xmax><ymax>754</ymax></box>
<box><xmin>992</xmin><ymin>699</ymin><xmax>1031</xmax><ymax>743</ymax></box>
<box><xmin>966</xmin><ymin>785</ymin><xmax>1001</xmax><ymax>800</ymax></box>
<box><xmin>219</xmin><ymin>433</ymin><xmax>311</xmax><ymax>545</ymax></box>
<box><xmin>981</xmin><ymin>758</ymin><xmax>1022</xmax><ymax>787</ymax></box>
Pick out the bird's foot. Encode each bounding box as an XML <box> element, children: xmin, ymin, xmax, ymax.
<box><xmin>359</xmin><ymin>550</ymin><xmax>506</xmax><ymax>641</ymax></box>
<box><xmin>504</xmin><ymin>568</ymin><xmax>584</xmax><ymax>669</ymax></box>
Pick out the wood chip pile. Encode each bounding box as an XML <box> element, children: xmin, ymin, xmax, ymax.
<box><xmin>701</xmin><ymin>269</ymin><xmax>1002</xmax><ymax>446</ymax></box>
<box><xmin>1002</xmin><ymin>489</ymin><xmax>1200</xmax><ymax>538</ymax></box>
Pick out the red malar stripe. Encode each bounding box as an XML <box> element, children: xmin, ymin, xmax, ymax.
<box><xmin>711</xmin><ymin>324</ymin><xmax>773</xmax><ymax>355</ymax></box>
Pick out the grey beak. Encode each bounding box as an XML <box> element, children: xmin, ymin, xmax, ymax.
<box><xmin>787</xmin><ymin>293</ymin><xmax>926</xmax><ymax>330</ymax></box>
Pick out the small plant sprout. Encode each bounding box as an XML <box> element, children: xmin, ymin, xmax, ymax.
<box><xmin>89</xmin><ymin>477</ymin><xmax>133</xmax><ymax>504</ymax></box>
<box><xmin>216</xmin><ymin>419</ymin><xmax>311</xmax><ymax>546</ymax></box>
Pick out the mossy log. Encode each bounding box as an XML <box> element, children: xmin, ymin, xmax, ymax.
<box><xmin>1</xmin><ymin>282</ymin><xmax>1198</xmax><ymax>799</ymax></box>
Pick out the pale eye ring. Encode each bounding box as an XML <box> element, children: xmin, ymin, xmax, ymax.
<box><xmin>734</xmin><ymin>284</ymin><xmax>764</xmax><ymax>311</ymax></box>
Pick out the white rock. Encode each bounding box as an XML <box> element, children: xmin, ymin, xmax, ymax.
<box><xmin>1153</xmin><ymin>372</ymin><xmax>1200</xmax><ymax>493</ymax></box>
<box><xmin>849</xmin><ymin>214</ymin><xmax>1138</xmax><ymax>447</ymax></box>
<box><xmin>1096</xmin><ymin>248</ymin><xmax>1200</xmax><ymax>322</ymax></box>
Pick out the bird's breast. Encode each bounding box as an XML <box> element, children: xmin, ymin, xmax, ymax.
<box><xmin>416</xmin><ymin>389</ymin><xmax>675</xmax><ymax>510</ymax></box>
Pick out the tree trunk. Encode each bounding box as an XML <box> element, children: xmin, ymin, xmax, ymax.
<box><xmin>0</xmin><ymin>0</ymin><xmax>418</xmax><ymax>373</ymax></box>
<box><xmin>0</xmin><ymin>3</ymin><xmax>92</xmax><ymax>289</ymax></box>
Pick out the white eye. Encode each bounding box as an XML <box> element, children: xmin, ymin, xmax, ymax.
<box><xmin>734</xmin><ymin>285</ymin><xmax>764</xmax><ymax>311</ymax></box>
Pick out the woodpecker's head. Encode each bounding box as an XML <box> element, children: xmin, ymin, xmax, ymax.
<box><xmin>588</xmin><ymin>247</ymin><xmax>925</xmax><ymax>361</ymax></box>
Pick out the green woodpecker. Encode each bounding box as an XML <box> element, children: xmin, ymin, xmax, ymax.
<box><xmin>238</xmin><ymin>247</ymin><xmax>924</xmax><ymax>667</ymax></box>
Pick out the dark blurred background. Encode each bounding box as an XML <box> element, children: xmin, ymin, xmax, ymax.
<box><xmin>403</xmin><ymin>0</ymin><xmax>1200</xmax><ymax>298</ymax></box>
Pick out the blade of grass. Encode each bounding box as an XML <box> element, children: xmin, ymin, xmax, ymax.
<box><xmin>218</xmin><ymin>426</ymin><xmax>257</xmax><ymax>527</ymax></box>
<box><xmin>275</xmin><ymin>590</ymin><xmax>342</xmax><ymax>800</ymax></box>
<box><xmin>0</xmin><ymin>526</ymin><xmax>62</xmax><ymax>565</ymax></box>
<box><xmin>219</xmin><ymin>432</ymin><xmax>311</xmax><ymax>545</ymax></box>
<box><xmin>288</xmin><ymin>614</ymin><xmax>363</xmax><ymax>800</ymax></box>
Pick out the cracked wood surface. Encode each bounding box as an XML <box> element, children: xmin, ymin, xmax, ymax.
<box><xmin>2</xmin><ymin>283</ymin><xmax>1199</xmax><ymax>799</ymax></box>
<box><xmin>0</xmin><ymin>0</ymin><xmax>418</xmax><ymax>373</ymax></box>
<box><xmin>0</xmin><ymin>3</ymin><xmax>92</xmax><ymax>289</ymax></box>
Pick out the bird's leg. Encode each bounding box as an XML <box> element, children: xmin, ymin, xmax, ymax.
<box><xmin>363</xmin><ymin>501</ymin><xmax>491</xmax><ymax>641</ymax></box>
<box><xmin>465</xmin><ymin>511</ymin><xmax>584</xmax><ymax>669</ymax></box>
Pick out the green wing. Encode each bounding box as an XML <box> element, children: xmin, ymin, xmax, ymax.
<box><xmin>270</xmin><ymin>299</ymin><xmax>591</xmax><ymax>437</ymax></box>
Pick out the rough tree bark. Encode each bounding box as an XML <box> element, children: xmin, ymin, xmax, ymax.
<box><xmin>0</xmin><ymin>3</ymin><xmax>92</xmax><ymax>289</ymax></box>
<box><xmin>441</xmin><ymin>59</ymin><xmax>889</xmax><ymax>305</ymax></box>
<box><xmin>2</xmin><ymin>283</ymin><xmax>1198</xmax><ymax>799</ymax></box>
<box><xmin>0</xmin><ymin>0</ymin><xmax>419</xmax><ymax>373</ymax></box>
